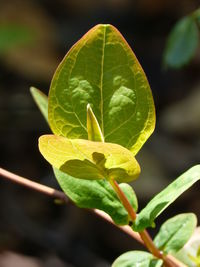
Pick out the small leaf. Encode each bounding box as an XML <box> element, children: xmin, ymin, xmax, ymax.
<box><xmin>48</xmin><ymin>24</ymin><xmax>155</xmax><ymax>155</ymax></box>
<box><xmin>30</xmin><ymin>87</ymin><xmax>48</xmax><ymax>122</ymax></box>
<box><xmin>87</xmin><ymin>104</ymin><xmax>104</xmax><ymax>142</ymax></box>
<box><xmin>133</xmin><ymin>165</ymin><xmax>200</xmax><ymax>232</ymax></box>
<box><xmin>112</xmin><ymin>251</ymin><xmax>163</xmax><ymax>267</ymax></box>
<box><xmin>54</xmin><ymin>168</ymin><xmax>138</xmax><ymax>225</ymax></box>
<box><xmin>154</xmin><ymin>213</ymin><xmax>197</xmax><ymax>254</ymax></box>
<box><xmin>163</xmin><ymin>16</ymin><xmax>199</xmax><ymax>68</ymax></box>
<box><xmin>39</xmin><ymin>135</ymin><xmax>140</xmax><ymax>182</ymax></box>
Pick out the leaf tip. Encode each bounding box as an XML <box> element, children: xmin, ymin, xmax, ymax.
<box><xmin>30</xmin><ymin>86</ymin><xmax>34</xmax><ymax>93</ymax></box>
<box><xmin>86</xmin><ymin>103</ymin><xmax>91</xmax><ymax>111</ymax></box>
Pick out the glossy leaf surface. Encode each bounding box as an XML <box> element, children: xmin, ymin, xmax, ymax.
<box><xmin>31</xmin><ymin>89</ymin><xmax>139</xmax><ymax>223</ymax></box>
<box><xmin>112</xmin><ymin>251</ymin><xmax>163</xmax><ymax>267</ymax></box>
<box><xmin>164</xmin><ymin>16</ymin><xmax>199</xmax><ymax>68</ymax></box>
<box><xmin>48</xmin><ymin>24</ymin><xmax>155</xmax><ymax>155</ymax></box>
<box><xmin>133</xmin><ymin>165</ymin><xmax>200</xmax><ymax>232</ymax></box>
<box><xmin>39</xmin><ymin>135</ymin><xmax>140</xmax><ymax>182</ymax></box>
<box><xmin>154</xmin><ymin>213</ymin><xmax>197</xmax><ymax>254</ymax></box>
<box><xmin>30</xmin><ymin>87</ymin><xmax>48</xmax><ymax>122</ymax></box>
<box><xmin>54</xmin><ymin>168</ymin><xmax>138</xmax><ymax>225</ymax></box>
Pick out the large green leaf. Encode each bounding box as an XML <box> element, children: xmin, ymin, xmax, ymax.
<box><xmin>112</xmin><ymin>251</ymin><xmax>163</xmax><ymax>267</ymax></box>
<box><xmin>133</xmin><ymin>165</ymin><xmax>200</xmax><ymax>232</ymax></box>
<box><xmin>54</xmin><ymin>168</ymin><xmax>138</xmax><ymax>225</ymax></box>
<box><xmin>163</xmin><ymin>16</ymin><xmax>199</xmax><ymax>68</ymax></box>
<box><xmin>39</xmin><ymin>135</ymin><xmax>140</xmax><ymax>182</ymax></box>
<box><xmin>154</xmin><ymin>213</ymin><xmax>197</xmax><ymax>254</ymax></box>
<box><xmin>30</xmin><ymin>87</ymin><xmax>48</xmax><ymax>123</ymax></box>
<box><xmin>30</xmin><ymin>89</ymin><xmax>139</xmax><ymax>223</ymax></box>
<box><xmin>48</xmin><ymin>24</ymin><xmax>155</xmax><ymax>155</ymax></box>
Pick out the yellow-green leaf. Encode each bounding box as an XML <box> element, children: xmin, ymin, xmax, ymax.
<box><xmin>48</xmin><ymin>24</ymin><xmax>155</xmax><ymax>155</ymax></box>
<box><xmin>39</xmin><ymin>135</ymin><xmax>140</xmax><ymax>182</ymax></box>
<box><xmin>87</xmin><ymin>104</ymin><xmax>104</xmax><ymax>142</ymax></box>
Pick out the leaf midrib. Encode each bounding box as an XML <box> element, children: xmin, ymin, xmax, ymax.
<box><xmin>100</xmin><ymin>25</ymin><xmax>106</xmax><ymax>137</ymax></box>
<box><xmin>160</xmin><ymin>218</ymin><xmax>190</xmax><ymax>252</ymax></box>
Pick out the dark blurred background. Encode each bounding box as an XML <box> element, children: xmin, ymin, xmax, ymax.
<box><xmin>0</xmin><ymin>0</ymin><xmax>200</xmax><ymax>266</ymax></box>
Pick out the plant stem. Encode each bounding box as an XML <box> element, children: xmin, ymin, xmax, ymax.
<box><xmin>109</xmin><ymin>178</ymin><xmax>177</xmax><ymax>267</ymax></box>
<box><xmin>0</xmin><ymin>167</ymin><xmax>185</xmax><ymax>267</ymax></box>
<box><xmin>0</xmin><ymin>167</ymin><xmax>68</xmax><ymax>203</ymax></box>
<box><xmin>139</xmin><ymin>230</ymin><xmax>162</xmax><ymax>258</ymax></box>
<box><xmin>0</xmin><ymin>167</ymin><xmax>141</xmax><ymax>242</ymax></box>
<box><xmin>109</xmin><ymin>179</ymin><xmax>137</xmax><ymax>221</ymax></box>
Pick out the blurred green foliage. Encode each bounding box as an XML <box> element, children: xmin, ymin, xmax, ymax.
<box><xmin>0</xmin><ymin>24</ymin><xmax>35</xmax><ymax>54</ymax></box>
<box><xmin>163</xmin><ymin>8</ymin><xmax>200</xmax><ymax>69</ymax></box>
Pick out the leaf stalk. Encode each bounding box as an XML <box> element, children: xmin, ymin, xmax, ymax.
<box><xmin>109</xmin><ymin>178</ymin><xmax>179</xmax><ymax>267</ymax></box>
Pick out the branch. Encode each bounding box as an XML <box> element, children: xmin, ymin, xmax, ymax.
<box><xmin>0</xmin><ymin>167</ymin><xmax>141</xmax><ymax>242</ymax></box>
<box><xmin>0</xmin><ymin>167</ymin><xmax>186</xmax><ymax>267</ymax></box>
<box><xmin>0</xmin><ymin>167</ymin><xmax>68</xmax><ymax>203</ymax></box>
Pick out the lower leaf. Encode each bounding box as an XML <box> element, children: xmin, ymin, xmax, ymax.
<box><xmin>54</xmin><ymin>168</ymin><xmax>138</xmax><ymax>225</ymax></box>
<box><xmin>154</xmin><ymin>213</ymin><xmax>197</xmax><ymax>254</ymax></box>
<box><xmin>172</xmin><ymin>227</ymin><xmax>200</xmax><ymax>267</ymax></box>
<box><xmin>112</xmin><ymin>251</ymin><xmax>163</xmax><ymax>267</ymax></box>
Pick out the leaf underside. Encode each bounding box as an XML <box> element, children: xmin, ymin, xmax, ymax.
<box><xmin>48</xmin><ymin>24</ymin><xmax>155</xmax><ymax>155</ymax></box>
<box><xmin>54</xmin><ymin>168</ymin><xmax>138</xmax><ymax>225</ymax></box>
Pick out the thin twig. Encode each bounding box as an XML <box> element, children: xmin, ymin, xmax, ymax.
<box><xmin>0</xmin><ymin>167</ymin><xmax>142</xmax><ymax>242</ymax></box>
<box><xmin>0</xmin><ymin>167</ymin><xmax>68</xmax><ymax>202</ymax></box>
<box><xmin>0</xmin><ymin>167</ymin><xmax>186</xmax><ymax>267</ymax></box>
<box><xmin>93</xmin><ymin>209</ymin><xmax>143</xmax><ymax>244</ymax></box>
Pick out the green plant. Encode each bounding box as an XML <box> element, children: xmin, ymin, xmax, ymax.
<box><xmin>163</xmin><ymin>8</ymin><xmax>200</xmax><ymax>69</ymax></box>
<box><xmin>0</xmin><ymin>24</ymin><xmax>35</xmax><ymax>54</ymax></box>
<box><xmin>1</xmin><ymin>24</ymin><xmax>200</xmax><ymax>267</ymax></box>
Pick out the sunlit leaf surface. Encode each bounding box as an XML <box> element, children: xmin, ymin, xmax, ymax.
<box><xmin>48</xmin><ymin>24</ymin><xmax>155</xmax><ymax>155</ymax></box>
<box><xmin>39</xmin><ymin>135</ymin><xmax>140</xmax><ymax>182</ymax></box>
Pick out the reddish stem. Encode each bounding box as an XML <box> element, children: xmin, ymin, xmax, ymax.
<box><xmin>109</xmin><ymin>179</ymin><xmax>137</xmax><ymax>221</ymax></box>
<box><xmin>109</xmin><ymin>178</ymin><xmax>177</xmax><ymax>267</ymax></box>
<box><xmin>0</xmin><ymin>167</ymin><xmax>185</xmax><ymax>267</ymax></box>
